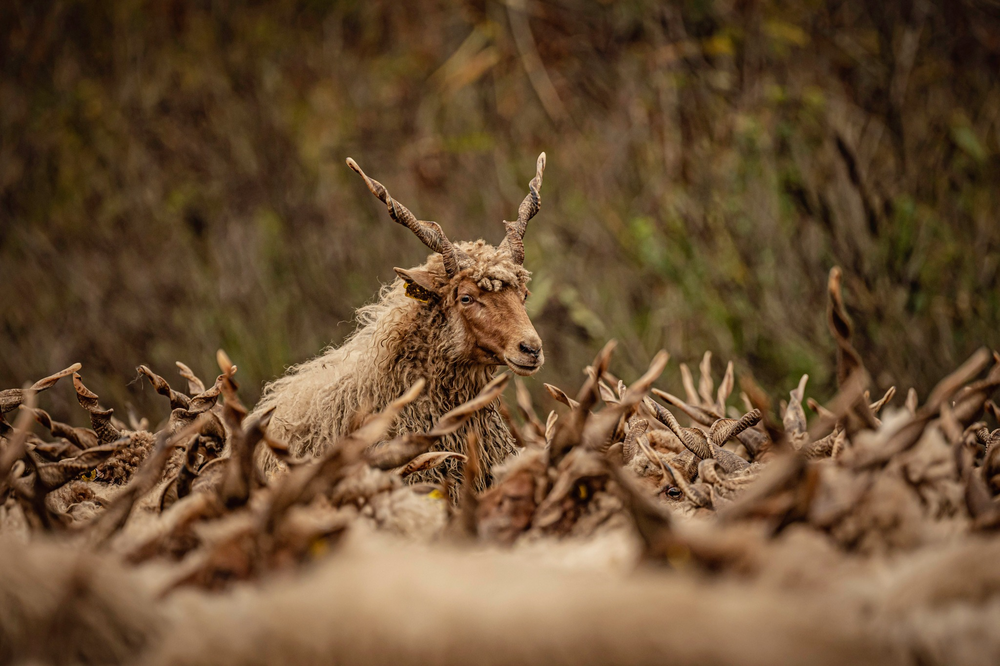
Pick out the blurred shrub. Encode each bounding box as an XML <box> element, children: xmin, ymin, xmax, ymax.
<box><xmin>2</xmin><ymin>0</ymin><xmax>998</xmax><ymax>422</ymax></box>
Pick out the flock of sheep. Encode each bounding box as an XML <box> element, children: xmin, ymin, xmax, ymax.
<box><xmin>2</xmin><ymin>155</ymin><xmax>999</xmax><ymax>664</ymax></box>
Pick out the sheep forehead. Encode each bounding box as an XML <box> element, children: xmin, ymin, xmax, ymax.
<box><xmin>455</xmin><ymin>240</ymin><xmax>531</xmax><ymax>291</ymax></box>
<box><xmin>418</xmin><ymin>240</ymin><xmax>531</xmax><ymax>291</ymax></box>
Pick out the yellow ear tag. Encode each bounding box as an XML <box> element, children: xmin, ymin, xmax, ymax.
<box><xmin>405</xmin><ymin>282</ymin><xmax>435</xmax><ymax>303</ymax></box>
<box><xmin>309</xmin><ymin>536</ymin><xmax>330</xmax><ymax>559</ymax></box>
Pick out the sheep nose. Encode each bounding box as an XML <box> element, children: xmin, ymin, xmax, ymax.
<box><xmin>519</xmin><ymin>341</ymin><xmax>542</xmax><ymax>358</ymax></box>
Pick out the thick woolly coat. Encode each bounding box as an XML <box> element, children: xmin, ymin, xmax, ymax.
<box><xmin>253</xmin><ymin>241</ymin><xmax>529</xmax><ymax>485</ymax></box>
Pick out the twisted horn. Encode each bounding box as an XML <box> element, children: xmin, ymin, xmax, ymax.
<box><xmin>501</xmin><ymin>152</ymin><xmax>546</xmax><ymax>265</ymax></box>
<box><xmin>346</xmin><ymin>158</ymin><xmax>463</xmax><ymax>276</ymax></box>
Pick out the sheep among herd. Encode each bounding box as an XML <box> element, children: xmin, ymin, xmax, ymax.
<box><xmin>253</xmin><ymin>154</ymin><xmax>548</xmax><ymax>490</ymax></box>
<box><xmin>2</xmin><ymin>157</ymin><xmax>1000</xmax><ymax>665</ymax></box>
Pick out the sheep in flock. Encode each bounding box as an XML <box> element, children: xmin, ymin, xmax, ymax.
<box><xmin>2</xmin><ymin>261</ymin><xmax>1000</xmax><ymax>665</ymax></box>
<box><xmin>252</xmin><ymin>154</ymin><xmax>548</xmax><ymax>487</ymax></box>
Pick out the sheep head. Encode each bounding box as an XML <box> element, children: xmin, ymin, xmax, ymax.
<box><xmin>347</xmin><ymin>154</ymin><xmax>546</xmax><ymax>376</ymax></box>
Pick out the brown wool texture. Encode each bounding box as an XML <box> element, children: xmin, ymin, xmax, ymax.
<box><xmin>252</xmin><ymin>241</ymin><xmax>530</xmax><ymax>488</ymax></box>
<box><xmin>95</xmin><ymin>431</ymin><xmax>156</xmax><ymax>485</ymax></box>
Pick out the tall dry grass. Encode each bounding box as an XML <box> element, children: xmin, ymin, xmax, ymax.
<box><xmin>2</xmin><ymin>0</ymin><xmax>998</xmax><ymax>423</ymax></box>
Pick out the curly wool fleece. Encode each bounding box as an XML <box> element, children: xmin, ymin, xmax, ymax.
<box><xmin>253</xmin><ymin>241</ymin><xmax>531</xmax><ymax>488</ymax></box>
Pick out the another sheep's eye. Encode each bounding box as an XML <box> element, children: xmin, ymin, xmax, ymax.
<box><xmin>666</xmin><ymin>487</ymin><xmax>683</xmax><ymax>500</ymax></box>
<box><xmin>459</xmin><ymin>295</ymin><xmax>473</xmax><ymax>305</ymax></box>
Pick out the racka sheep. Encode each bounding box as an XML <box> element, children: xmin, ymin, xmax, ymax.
<box><xmin>253</xmin><ymin>154</ymin><xmax>548</xmax><ymax>486</ymax></box>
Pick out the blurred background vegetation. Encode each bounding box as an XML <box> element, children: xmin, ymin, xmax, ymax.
<box><xmin>2</xmin><ymin>0</ymin><xmax>999</xmax><ymax>424</ymax></box>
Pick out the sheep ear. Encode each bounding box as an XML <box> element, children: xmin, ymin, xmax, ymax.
<box><xmin>394</xmin><ymin>267</ymin><xmax>440</xmax><ymax>303</ymax></box>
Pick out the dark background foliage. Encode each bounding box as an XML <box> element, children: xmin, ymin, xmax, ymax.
<box><xmin>2</xmin><ymin>0</ymin><xmax>998</xmax><ymax>423</ymax></box>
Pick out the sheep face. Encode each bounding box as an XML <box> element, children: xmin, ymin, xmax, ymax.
<box><xmin>349</xmin><ymin>152</ymin><xmax>547</xmax><ymax>378</ymax></box>
<box><xmin>452</xmin><ymin>277</ymin><xmax>543</xmax><ymax>376</ymax></box>
<box><xmin>395</xmin><ymin>239</ymin><xmax>544</xmax><ymax>377</ymax></box>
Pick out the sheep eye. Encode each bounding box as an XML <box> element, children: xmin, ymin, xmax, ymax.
<box><xmin>666</xmin><ymin>487</ymin><xmax>683</xmax><ymax>500</ymax></box>
<box><xmin>459</xmin><ymin>295</ymin><xmax>473</xmax><ymax>305</ymax></box>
